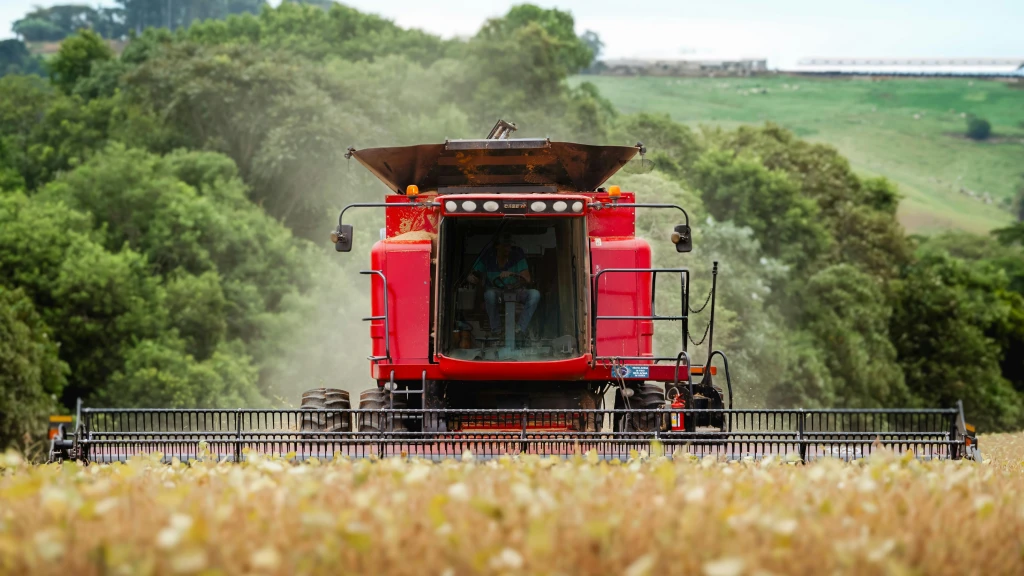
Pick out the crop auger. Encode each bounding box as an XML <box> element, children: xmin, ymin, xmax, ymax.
<box><xmin>49</xmin><ymin>121</ymin><xmax>981</xmax><ymax>464</ymax></box>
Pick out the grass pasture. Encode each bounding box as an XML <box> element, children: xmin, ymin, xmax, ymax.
<box><xmin>575</xmin><ymin>75</ymin><xmax>1024</xmax><ymax>233</ymax></box>
<box><xmin>0</xmin><ymin>434</ymin><xmax>1021</xmax><ymax>575</ymax></box>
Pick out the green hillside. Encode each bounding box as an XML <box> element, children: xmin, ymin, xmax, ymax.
<box><xmin>574</xmin><ymin>75</ymin><xmax>1024</xmax><ymax>233</ymax></box>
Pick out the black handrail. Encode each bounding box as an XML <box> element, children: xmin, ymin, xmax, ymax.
<box><xmin>702</xmin><ymin>350</ymin><xmax>734</xmax><ymax>410</ymax></box>
<box><xmin>590</xmin><ymin>202</ymin><xmax>690</xmax><ymax>228</ymax></box>
<box><xmin>337</xmin><ymin>200</ymin><xmax>440</xmax><ymax>228</ymax></box>
<box><xmin>707</xmin><ymin>262</ymin><xmax>718</xmax><ymax>356</ymax></box>
<box><xmin>591</xmin><ymin>267</ymin><xmax>690</xmax><ymax>365</ymax></box>
<box><xmin>671</xmin><ymin>350</ymin><xmax>695</xmax><ymax>408</ymax></box>
<box><xmin>361</xmin><ymin>270</ymin><xmax>391</xmax><ymax>363</ymax></box>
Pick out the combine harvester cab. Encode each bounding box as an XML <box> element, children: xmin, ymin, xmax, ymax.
<box><xmin>50</xmin><ymin>122</ymin><xmax>982</xmax><ymax>464</ymax></box>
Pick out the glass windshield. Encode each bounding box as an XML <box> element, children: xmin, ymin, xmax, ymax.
<box><xmin>439</xmin><ymin>216</ymin><xmax>586</xmax><ymax>361</ymax></box>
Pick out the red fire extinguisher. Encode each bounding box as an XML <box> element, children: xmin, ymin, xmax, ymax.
<box><xmin>670</xmin><ymin>393</ymin><xmax>686</xmax><ymax>431</ymax></box>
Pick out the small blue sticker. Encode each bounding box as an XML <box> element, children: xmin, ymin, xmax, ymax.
<box><xmin>615</xmin><ymin>365</ymin><xmax>650</xmax><ymax>379</ymax></box>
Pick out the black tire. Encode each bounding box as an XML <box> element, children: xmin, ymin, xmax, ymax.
<box><xmin>689</xmin><ymin>380</ymin><xmax>727</xmax><ymax>431</ymax></box>
<box><xmin>423</xmin><ymin>380</ymin><xmax>448</xmax><ymax>434</ymax></box>
<box><xmin>707</xmin><ymin>382</ymin><xmax>726</xmax><ymax>430</ymax></box>
<box><xmin>300</xmin><ymin>388</ymin><xmax>351</xmax><ymax>432</ymax></box>
<box><xmin>575</xmin><ymin>389</ymin><xmax>603</xmax><ymax>433</ymax></box>
<box><xmin>613</xmin><ymin>383</ymin><xmax>666</xmax><ymax>433</ymax></box>
<box><xmin>357</xmin><ymin>387</ymin><xmax>408</xmax><ymax>433</ymax></box>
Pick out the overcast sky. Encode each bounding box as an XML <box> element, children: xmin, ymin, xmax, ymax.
<box><xmin>2</xmin><ymin>0</ymin><xmax>1021</xmax><ymax>68</ymax></box>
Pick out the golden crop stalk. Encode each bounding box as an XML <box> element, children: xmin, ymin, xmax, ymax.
<box><xmin>0</xmin><ymin>433</ymin><xmax>1021</xmax><ymax>575</ymax></box>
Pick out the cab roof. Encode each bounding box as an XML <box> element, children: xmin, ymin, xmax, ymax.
<box><xmin>349</xmin><ymin>138</ymin><xmax>641</xmax><ymax>194</ymax></box>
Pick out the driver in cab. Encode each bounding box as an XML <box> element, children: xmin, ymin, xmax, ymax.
<box><xmin>467</xmin><ymin>233</ymin><xmax>540</xmax><ymax>338</ymax></box>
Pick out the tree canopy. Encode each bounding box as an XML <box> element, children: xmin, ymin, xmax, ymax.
<box><xmin>0</xmin><ymin>40</ymin><xmax>43</xmax><ymax>77</ymax></box>
<box><xmin>13</xmin><ymin>4</ymin><xmax>128</xmax><ymax>42</ymax></box>
<box><xmin>0</xmin><ymin>286</ymin><xmax>67</xmax><ymax>454</ymax></box>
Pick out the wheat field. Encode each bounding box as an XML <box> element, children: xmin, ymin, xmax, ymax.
<box><xmin>1</xmin><ymin>434</ymin><xmax>1021</xmax><ymax>575</ymax></box>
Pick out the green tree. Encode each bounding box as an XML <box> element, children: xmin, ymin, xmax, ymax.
<box><xmin>692</xmin><ymin>221</ymin><xmax>795</xmax><ymax>408</ymax></box>
<box><xmin>0</xmin><ymin>75</ymin><xmax>53</xmax><ymax>165</ymax></box>
<box><xmin>707</xmin><ymin>124</ymin><xmax>911</xmax><ymax>279</ymax></box>
<box><xmin>12</xmin><ymin>18</ymin><xmax>66</xmax><ymax>42</ymax></box>
<box><xmin>0</xmin><ymin>40</ymin><xmax>44</xmax><ymax>77</ymax></box>
<box><xmin>112</xmin><ymin>3</ymin><xmax>613</xmax><ymax>230</ymax></box>
<box><xmin>890</xmin><ymin>250</ymin><xmax>1023</xmax><ymax>431</ymax></box>
<box><xmin>120</xmin><ymin>42</ymin><xmax>391</xmax><ymax>231</ymax></box>
<box><xmin>966</xmin><ymin>117</ymin><xmax>992</xmax><ymax>141</ymax></box>
<box><xmin>1015</xmin><ymin>178</ymin><xmax>1024</xmax><ymax>221</ymax></box>
<box><xmin>766</xmin><ymin>333</ymin><xmax>835</xmax><ymax>408</ymax></box>
<box><xmin>0</xmin><ymin>146</ymin><xmax>288</xmax><ymax>407</ymax></box>
<box><xmin>563</xmin><ymin>81</ymin><xmax>617</xmax><ymax>143</ymax></box>
<box><xmin>0</xmin><ymin>74</ymin><xmax>118</xmax><ymax>190</ymax></box>
<box><xmin>613</xmin><ymin>113</ymin><xmax>702</xmax><ymax>180</ymax></box>
<box><xmin>459</xmin><ymin>4</ymin><xmax>593</xmax><ymax>122</ymax></box>
<box><xmin>30</xmin><ymin>145</ymin><xmax>316</xmax><ymax>399</ymax></box>
<box><xmin>578</xmin><ymin>30</ymin><xmax>603</xmax><ymax>64</ymax></box>
<box><xmin>119</xmin><ymin>27</ymin><xmax>176</xmax><ymax>66</ymax></box>
<box><xmin>616</xmin><ymin>171</ymin><xmax>794</xmax><ymax>408</ymax></box>
<box><xmin>12</xmin><ymin>5</ymin><xmax>127</xmax><ymax>41</ymax></box>
<box><xmin>70</xmin><ymin>58</ymin><xmax>129</xmax><ymax>101</ymax></box>
<box><xmin>993</xmin><ymin>222</ymin><xmax>1024</xmax><ymax>247</ymax></box>
<box><xmin>919</xmin><ymin>232</ymin><xmax>1024</xmax><ymax>394</ymax></box>
<box><xmin>101</xmin><ymin>336</ymin><xmax>263</xmax><ymax>408</ymax></box>
<box><xmin>38</xmin><ymin>145</ymin><xmax>314</xmax><ymax>335</ymax></box>
<box><xmin>691</xmin><ymin>149</ymin><xmax>830</xmax><ymax>272</ymax></box>
<box><xmin>43</xmin><ymin>235</ymin><xmax>167</xmax><ymax>405</ymax></box>
<box><xmin>0</xmin><ymin>138</ymin><xmax>25</xmax><ymax>191</ymax></box>
<box><xmin>48</xmin><ymin>30</ymin><xmax>114</xmax><ymax>94</ymax></box>
<box><xmin>797</xmin><ymin>265</ymin><xmax>908</xmax><ymax>407</ymax></box>
<box><xmin>477</xmin><ymin>5</ymin><xmax>593</xmax><ymax>74</ymax></box>
<box><xmin>0</xmin><ymin>287</ymin><xmax>68</xmax><ymax>451</ymax></box>
<box><xmin>0</xmin><ymin>192</ymin><xmax>164</xmax><ymax>404</ymax></box>
<box><xmin>184</xmin><ymin>2</ymin><xmax>449</xmax><ymax>65</ymax></box>
<box><xmin>285</xmin><ymin>0</ymin><xmax>336</xmax><ymax>10</ymax></box>
<box><xmin>117</xmin><ymin>0</ymin><xmax>264</xmax><ymax>34</ymax></box>
<box><xmin>165</xmin><ymin>271</ymin><xmax>228</xmax><ymax>361</ymax></box>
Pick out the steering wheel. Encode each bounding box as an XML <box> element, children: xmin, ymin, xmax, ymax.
<box><xmin>496</xmin><ymin>275</ymin><xmax>526</xmax><ymax>290</ymax></box>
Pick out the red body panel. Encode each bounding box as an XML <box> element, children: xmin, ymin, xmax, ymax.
<box><xmin>370</xmin><ymin>362</ymin><xmax>710</xmax><ymax>382</ymax></box>
<box><xmin>587</xmin><ymin>192</ymin><xmax>635</xmax><ymax>237</ymax></box>
<box><xmin>369</xmin><ymin>239</ymin><xmax>433</xmax><ymax>365</ymax></box>
<box><xmin>591</xmin><ymin>236</ymin><xmax>654</xmax><ymax>360</ymax></box>
<box><xmin>385</xmin><ymin>194</ymin><xmax>439</xmax><ymax>237</ymax></box>
<box><xmin>436</xmin><ymin>354</ymin><xmax>592</xmax><ymax>380</ymax></box>
<box><xmin>369</xmin><ymin>190</ymin><xmax>678</xmax><ymax>383</ymax></box>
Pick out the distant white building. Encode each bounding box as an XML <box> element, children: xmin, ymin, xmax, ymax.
<box><xmin>788</xmin><ymin>58</ymin><xmax>1024</xmax><ymax>77</ymax></box>
<box><xmin>599</xmin><ymin>58</ymin><xmax>768</xmax><ymax>77</ymax></box>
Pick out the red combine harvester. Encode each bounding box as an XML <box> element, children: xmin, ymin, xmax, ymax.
<box><xmin>49</xmin><ymin>122</ymin><xmax>981</xmax><ymax>463</ymax></box>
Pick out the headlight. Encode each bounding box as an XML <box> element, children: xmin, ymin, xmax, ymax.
<box><xmin>462</xmin><ymin>200</ymin><xmax>477</xmax><ymax>211</ymax></box>
<box><xmin>483</xmin><ymin>201</ymin><xmax>499</xmax><ymax>212</ymax></box>
<box><xmin>445</xmin><ymin>201</ymin><xmax>458</xmax><ymax>212</ymax></box>
<box><xmin>552</xmin><ymin>201</ymin><xmax>567</xmax><ymax>212</ymax></box>
<box><xmin>530</xmin><ymin>201</ymin><xmax>547</xmax><ymax>212</ymax></box>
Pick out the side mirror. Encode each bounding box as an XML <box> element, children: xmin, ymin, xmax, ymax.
<box><xmin>333</xmin><ymin>224</ymin><xmax>353</xmax><ymax>252</ymax></box>
<box><xmin>672</xmin><ymin>224</ymin><xmax>692</xmax><ymax>253</ymax></box>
